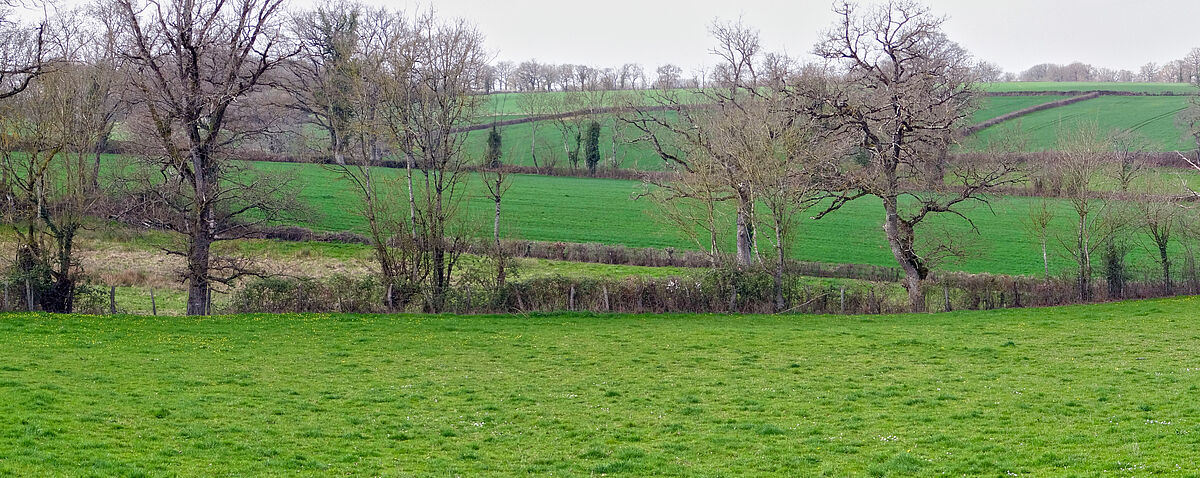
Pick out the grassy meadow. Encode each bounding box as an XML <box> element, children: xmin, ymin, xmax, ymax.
<box><xmin>466</xmin><ymin>86</ymin><xmax>1191</xmax><ymax>172</ymax></box>
<box><xmin>972</xmin><ymin>95</ymin><xmax>1196</xmax><ymax>151</ymax></box>
<box><xmin>980</xmin><ymin>82</ymin><xmax>1200</xmax><ymax>94</ymax></box>
<box><xmin>3</xmin><ymin>298</ymin><xmax>1200</xmax><ymax>475</ymax></box>
<box><xmin>243</xmin><ymin>160</ymin><xmax>1193</xmax><ymax>278</ymax></box>
<box><xmin>968</xmin><ymin>95</ymin><xmax>1071</xmax><ymax>124</ymax></box>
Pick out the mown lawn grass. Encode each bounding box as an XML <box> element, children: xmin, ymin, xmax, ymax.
<box><xmin>2</xmin><ymin>298</ymin><xmax>1200</xmax><ymax>475</ymax></box>
<box><xmin>972</xmin><ymin>96</ymin><xmax>1195</xmax><ymax>151</ymax></box>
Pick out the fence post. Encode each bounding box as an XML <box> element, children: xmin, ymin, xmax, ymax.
<box><xmin>25</xmin><ymin>279</ymin><xmax>33</xmax><ymax>312</ymax></box>
<box><xmin>150</xmin><ymin>288</ymin><xmax>157</xmax><ymax>316</ymax></box>
<box><xmin>839</xmin><ymin>286</ymin><xmax>845</xmax><ymax>314</ymax></box>
<box><xmin>943</xmin><ymin>283</ymin><xmax>951</xmax><ymax>312</ymax></box>
<box><xmin>602</xmin><ymin>285</ymin><xmax>610</xmax><ymax>312</ymax></box>
<box><xmin>568</xmin><ymin>285</ymin><xmax>575</xmax><ymax>310</ymax></box>
<box><xmin>109</xmin><ymin>286</ymin><xmax>116</xmax><ymax>315</ymax></box>
<box><xmin>386</xmin><ymin>283</ymin><xmax>394</xmax><ymax>312</ymax></box>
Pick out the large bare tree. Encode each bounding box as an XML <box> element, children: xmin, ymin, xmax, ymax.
<box><xmin>807</xmin><ymin>0</ymin><xmax>1021</xmax><ymax>312</ymax></box>
<box><xmin>112</xmin><ymin>0</ymin><xmax>298</xmax><ymax>315</ymax></box>
<box><xmin>0</xmin><ymin>0</ymin><xmax>47</xmax><ymax>100</ymax></box>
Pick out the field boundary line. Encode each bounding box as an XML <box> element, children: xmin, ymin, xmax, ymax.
<box><xmin>962</xmin><ymin>92</ymin><xmax>1101</xmax><ymax>135</ymax></box>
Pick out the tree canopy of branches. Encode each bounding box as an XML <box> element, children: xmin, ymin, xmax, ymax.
<box><xmin>0</xmin><ymin>1</ymin><xmax>47</xmax><ymax>99</ymax></box>
<box><xmin>0</xmin><ymin>64</ymin><xmax>112</xmax><ymax>311</ymax></box>
<box><xmin>626</xmin><ymin>20</ymin><xmax>838</xmax><ymax>310</ymax></box>
<box><xmin>808</xmin><ymin>0</ymin><xmax>1022</xmax><ymax>312</ymax></box>
<box><xmin>359</xmin><ymin>10</ymin><xmax>488</xmax><ymax>312</ymax></box>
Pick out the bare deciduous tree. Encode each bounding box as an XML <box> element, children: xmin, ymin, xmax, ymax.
<box><xmin>625</xmin><ymin>22</ymin><xmax>765</xmax><ymax>267</ymax></box>
<box><xmin>0</xmin><ymin>63</ymin><xmax>112</xmax><ymax>311</ymax></box>
<box><xmin>1136</xmin><ymin>176</ymin><xmax>1185</xmax><ymax>294</ymax></box>
<box><xmin>0</xmin><ymin>1</ymin><xmax>46</xmax><ymax>99</ymax></box>
<box><xmin>808</xmin><ymin>0</ymin><xmax>1022</xmax><ymax>312</ymax></box>
<box><xmin>377</xmin><ymin>11</ymin><xmax>488</xmax><ymax>311</ymax></box>
<box><xmin>112</xmin><ymin>0</ymin><xmax>299</xmax><ymax>315</ymax></box>
<box><xmin>283</xmin><ymin>2</ymin><xmax>426</xmax><ymax>310</ymax></box>
<box><xmin>1110</xmin><ymin>130</ymin><xmax>1148</xmax><ymax>192</ymax></box>
<box><xmin>1054</xmin><ymin>123</ymin><xmax>1119</xmax><ymax>301</ymax></box>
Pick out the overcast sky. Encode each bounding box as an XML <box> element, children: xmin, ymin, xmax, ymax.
<box><xmin>371</xmin><ymin>0</ymin><xmax>1200</xmax><ymax>76</ymax></box>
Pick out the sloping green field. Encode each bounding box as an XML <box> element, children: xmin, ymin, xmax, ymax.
<box><xmin>2</xmin><ymin>298</ymin><xmax>1199</xmax><ymax>475</ymax></box>
<box><xmin>245</xmin><ymin>160</ymin><xmax>1190</xmax><ymax>277</ymax></box>
<box><xmin>469</xmin><ymin>84</ymin><xmax>1198</xmax><ymax>168</ymax></box>
<box><xmin>972</xmin><ymin>96</ymin><xmax>1194</xmax><ymax>151</ymax></box>
<box><xmin>461</xmin><ymin>115</ymin><xmax>668</xmax><ymax>170</ymax></box>
<box><xmin>969</xmin><ymin>95</ymin><xmax>1071</xmax><ymax>124</ymax></box>
<box><xmin>981</xmin><ymin>82</ymin><xmax>1200</xmax><ymax>94</ymax></box>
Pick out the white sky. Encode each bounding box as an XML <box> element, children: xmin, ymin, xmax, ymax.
<box><xmin>373</xmin><ymin>0</ymin><xmax>1200</xmax><ymax>76</ymax></box>
<box><xmin>26</xmin><ymin>0</ymin><xmax>1200</xmax><ymax>75</ymax></box>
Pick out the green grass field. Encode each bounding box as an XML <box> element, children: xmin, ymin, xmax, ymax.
<box><xmin>981</xmin><ymin>82</ymin><xmax>1200</xmax><ymax>94</ymax></box>
<box><xmin>2</xmin><ymin>298</ymin><xmax>1199</xmax><ymax>475</ymax></box>
<box><xmin>972</xmin><ymin>96</ymin><xmax>1195</xmax><ymax>151</ymax></box>
<box><xmin>462</xmin><ymin>114</ymin><xmax>668</xmax><ymax>170</ymax></box>
<box><xmin>468</xmin><ymin>93</ymin><xmax>1101</xmax><ymax>171</ymax></box>
<box><xmin>249</xmin><ymin>160</ymin><xmax>1192</xmax><ymax>277</ymax></box>
<box><xmin>969</xmin><ymin>95</ymin><xmax>1071</xmax><ymax>124</ymax></box>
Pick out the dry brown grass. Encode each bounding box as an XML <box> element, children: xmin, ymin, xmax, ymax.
<box><xmin>0</xmin><ymin>231</ymin><xmax>379</xmax><ymax>291</ymax></box>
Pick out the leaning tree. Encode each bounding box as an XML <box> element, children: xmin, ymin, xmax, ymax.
<box><xmin>807</xmin><ymin>0</ymin><xmax>1022</xmax><ymax>312</ymax></box>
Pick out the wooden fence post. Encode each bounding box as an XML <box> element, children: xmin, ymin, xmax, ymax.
<box><xmin>109</xmin><ymin>286</ymin><xmax>116</xmax><ymax>315</ymax></box>
<box><xmin>386</xmin><ymin>283</ymin><xmax>394</xmax><ymax>312</ymax></box>
<box><xmin>839</xmin><ymin>286</ymin><xmax>846</xmax><ymax>314</ymax></box>
<box><xmin>25</xmin><ymin>279</ymin><xmax>33</xmax><ymax>312</ymax></box>
<box><xmin>150</xmin><ymin>288</ymin><xmax>157</xmax><ymax>316</ymax></box>
<box><xmin>944</xmin><ymin>283</ymin><xmax>951</xmax><ymax>312</ymax></box>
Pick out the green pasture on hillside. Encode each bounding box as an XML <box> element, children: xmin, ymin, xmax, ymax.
<box><xmin>3</xmin><ymin>298</ymin><xmax>1200</xmax><ymax>475</ymax></box>
<box><xmin>462</xmin><ymin>114</ymin><xmax>668</xmax><ymax>170</ymax></box>
<box><xmin>972</xmin><ymin>96</ymin><xmax>1195</xmax><ymax>151</ymax></box>
<box><xmin>981</xmin><ymin>82</ymin><xmax>1200</xmax><ymax>94</ymax></box>
<box><xmin>469</xmin><ymin>91</ymin><xmax>1198</xmax><ymax>169</ymax></box>
<box><xmin>468</xmin><ymin>94</ymin><xmax>1111</xmax><ymax>171</ymax></box>
<box><xmin>242</xmin><ymin>160</ymin><xmax>1192</xmax><ymax>278</ymax></box>
<box><xmin>969</xmin><ymin>95</ymin><xmax>1071</xmax><ymax>124</ymax></box>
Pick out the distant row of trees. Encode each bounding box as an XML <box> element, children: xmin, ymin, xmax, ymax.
<box><xmin>486</xmin><ymin>48</ymin><xmax>1200</xmax><ymax>92</ymax></box>
<box><xmin>1023</xmin><ymin>124</ymin><xmax>1200</xmax><ymax>301</ymax></box>
<box><xmin>485</xmin><ymin>60</ymin><xmax>734</xmax><ymax>93</ymax></box>
<box><xmin>1013</xmin><ymin>48</ymin><xmax>1200</xmax><ymax>83</ymax></box>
